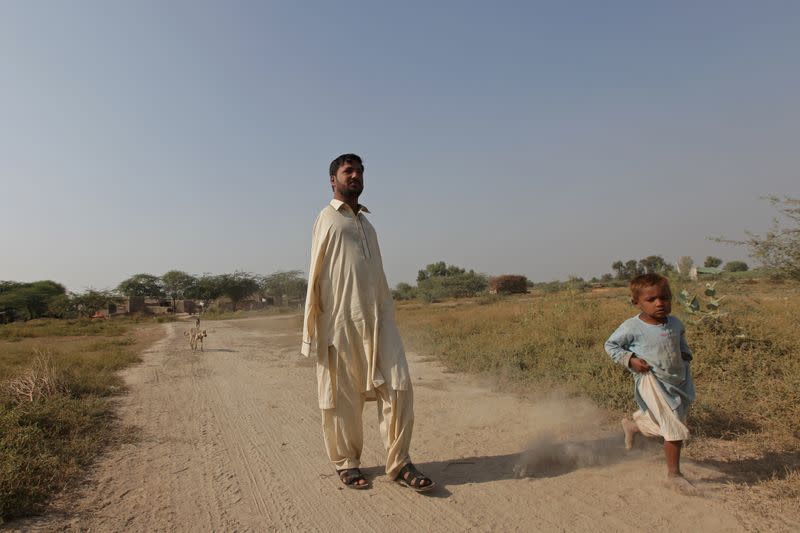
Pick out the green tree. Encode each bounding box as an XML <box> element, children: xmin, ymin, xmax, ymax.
<box><xmin>611</xmin><ymin>261</ymin><xmax>625</xmax><ymax>280</ymax></box>
<box><xmin>117</xmin><ymin>273</ymin><xmax>164</xmax><ymax>299</ymax></box>
<box><xmin>638</xmin><ymin>255</ymin><xmax>673</xmax><ymax>274</ymax></box>
<box><xmin>625</xmin><ymin>260</ymin><xmax>641</xmax><ymax>278</ymax></box>
<box><xmin>723</xmin><ymin>261</ymin><xmax>749</xmax><ymax>272</ymax></box>
<box><xmin>46</xmin><ymin>289</ymin><xmax>119</xmax><ymax>318</ymax></box>
<box><xmin>612</xmin><ymin>259</ymin><xmax>644</xmax><ymax>280</ymax></box>
<box><xmin>0</xmin><ymin>280</ymin><xmax>67</xmax><ymax>320</ymax></box>
<box><xmin>704</xmin><ymin>256</ymin><xmax>723</xmax><ymax>268</ymax></box>
<box><xmin>0</xmin><ymin>281</ymin><xmax>24</xmax><ymax>295</ymax></box>
<box><xmin>259</xmin><ymin>270</ymin><xmax>308</xmax><ymax>304</ymax></box>
<box><xmin>216</xmin><ymin>272</ymin><xmax>259</xmax><ymax>312</ymax></box>
<box><xmin>47</xmin><ymin>293</ymin><xmax>76</xmax><ymax>318</ymax></box>
<box><xmin>415</xmin><ymin>262</ymin><xmax>487</xmax><ymax>301</ymax></box>
<box><xmin>185</xmin><ymin>274</ymin><xmax>224</xmax><ymax>310</ymax></box>
<box><xmin>392</xmin><ymin>282</ymin><xmax>416</xmax><ymax>300</ymax></box>
<box><xmin>418</xmin><ymin>261</ymin><xmax>454</xmax><ymax>282</ymax></box>
<box><xmin>0</xmin><ymin>280</ymin><xmax>66</xmax><ymax>321</ymax></box>
<box><xmin>161</xmin><ymin>270</ymin><xmax>197</xmax><ymax>310</ymax></box>
<box><xmin>73</xmin><ymin>289</ymin><xmax>118</xmax><ymax>317</ymax></box>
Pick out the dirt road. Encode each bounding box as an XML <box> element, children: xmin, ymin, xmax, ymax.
<box><xmin>11</xmin><ymin>315</ymin><xmax>793</xmax><ymax>531</ymax></box>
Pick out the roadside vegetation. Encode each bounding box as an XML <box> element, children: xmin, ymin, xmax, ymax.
<box><xmin>0</xmin><ymin>269</ymin><xmax>309</xmax><ymax>324</ymax></box>
<box><xmin>396</xmin><ymin>277</ymin><xmax>800</xmax><ymax>503</ymax></box>
<box><xmin>0</xmin><ymin>318</ymin><xmax>160</xmax><ymax>522</ymax></box>
<box><xmin>0</xmin><ymin>268</ymin><xmax>309</xmax><ymax>522</ymax></box>
<box><xmin>397</xmin><ymin>278</ymin><xmax>800</xmax><ymax>442</ymax></box>
<box><xmin>394</xmin><ymin>197</ymin><xmax>800</xmax><ymax>504</ymax></box>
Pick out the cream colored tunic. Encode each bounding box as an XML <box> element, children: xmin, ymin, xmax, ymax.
<box><xmin>301</xmin><ymin>199</ymin><xmax>411</xmax><ymax>409</ymax></box>
<box><xmin>632</xmin><ymin>373</ymin><xmax>690</xmax><ymax>442</ymax></box>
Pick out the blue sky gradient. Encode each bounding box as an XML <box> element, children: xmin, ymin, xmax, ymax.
<box><xmin>2</xmin><ymin>1</ymin><xmax>798</xmax><ymax>291</ymax></box>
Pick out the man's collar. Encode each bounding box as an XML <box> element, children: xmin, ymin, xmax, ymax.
<box><xmin>330</xmin><ymin>198</ymin><xmax>370</xmax><ymax>214</ymax></box>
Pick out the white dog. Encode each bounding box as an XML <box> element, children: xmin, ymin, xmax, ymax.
<box><xmin>184</xmin><ymin>327</ymin><xmax>208</xmax><ymax>352</ymax></box>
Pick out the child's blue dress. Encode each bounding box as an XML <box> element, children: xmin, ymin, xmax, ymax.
<box><xmin>605</xmin><ymin>315</ymin><xmax>696</xmax><ymax>419</ymax></box>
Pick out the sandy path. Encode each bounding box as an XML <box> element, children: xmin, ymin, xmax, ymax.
<box><xmin>9</xmin><ymin>315</ymin><xmax>791</xmax><ymax>532</ymax></box>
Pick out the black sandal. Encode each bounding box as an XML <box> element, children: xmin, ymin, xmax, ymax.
<box><xmin>337</xmin><ymin>468</ymin><xmax>370</xmax><ymax>490</ymax></box>
<box><xmin>395</xmin><ymin>463</ymin><xmax>436</xmax><ymax>492</ymax></box>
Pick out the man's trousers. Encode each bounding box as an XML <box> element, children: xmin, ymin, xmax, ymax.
<box><xmin>320</xmin><ymin>348</ymin><xmax>414</xmax><ymax>479</ymax></box>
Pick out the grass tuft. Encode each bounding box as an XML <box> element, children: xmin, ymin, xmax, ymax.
<box><xmin>0</xmin><ymin>318</ymin><xmax>156</xmax><ymax>522</ymax></box>
<box><xmin>2</xmin><ymin>350</ymin><xmax>69</xmax><ymax>403</ymax></box>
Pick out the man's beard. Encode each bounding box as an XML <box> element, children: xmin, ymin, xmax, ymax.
<box><xmin>336</xmin><ymin>180</ymin><xmax>363</xmax><ymax>199</ymax></box>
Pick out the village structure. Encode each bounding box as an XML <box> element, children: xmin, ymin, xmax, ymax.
<box><xmin>688</xmin><ymin>266</ymin><xmax>724</xmax><ymax>280</ymax></box>
<box><xmin>93</xmin><ymin>293</ymin><xmax>303</xmax><ymax>319</ymax></box>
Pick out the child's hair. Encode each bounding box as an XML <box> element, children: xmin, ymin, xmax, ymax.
<box><xmin>629</xmin><ymin>273</ymin><xmax>671</xmax><ymax>303</ymax></box>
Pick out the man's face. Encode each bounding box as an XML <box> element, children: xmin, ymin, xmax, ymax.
<box><xmin>331</xmin><ymin>161</ymin><xmax>364</xmax><ymax>198</ymax></box>
<box><xmin>635</xmin><ymin>285</ymin><xmax>672</xmax><ymax>321</ymax></box>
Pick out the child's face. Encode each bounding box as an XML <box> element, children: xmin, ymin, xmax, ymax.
<box><xmin>634</xmin><ymin>284</ymin><xmax>672</xmax><ymax>321</ymax></box>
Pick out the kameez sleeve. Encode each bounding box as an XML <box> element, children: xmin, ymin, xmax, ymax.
<box><xmin>300</xmin><ymin>214</ymin><xmax>330</xmax><ymax>357</ymax></box>
<box><xmin>605</xmin><ymin>322</ymin><xmax>635</xmax><ymax>369</ymax></box>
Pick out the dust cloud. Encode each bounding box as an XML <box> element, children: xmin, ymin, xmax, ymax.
<box><xmin>510</xmin><ymin>395</ymin><xmax>634</xmax><ymax>478</ymax></box>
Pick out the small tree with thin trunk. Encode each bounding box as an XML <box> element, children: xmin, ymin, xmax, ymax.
<box><xmin>259</xmin><ymin>270</ymin><xmax>308</xmax><ymax>305</ymax></box>
<box><xmin>185</xmin><ymin>274</ymin><xmax>223</xmax><ymax>310</ymax></box>
<box><xmin>715</xmin><ymin>196</ymin><xmax>800</xmax><ymax>281</ymax></box>
<box><xmin>161</xmin><ymin>270</ymin><xmax>197</xmax><ymax>311</ymax></box>
<box><xmin>638</xmin><ymin>255</ymin><xmax>673</xmax><ymax>275</ymax></box>
<box><xmin>216</xmin><ymin>272</ymin><xmax>259</xmax><ymax>312</ymax></box>
<box><xmin>117</xmin><ymin>274</ymin><xmax>164</xmax><ymax>299</ymax></box>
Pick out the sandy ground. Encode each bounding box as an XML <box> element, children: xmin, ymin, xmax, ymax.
<box><xmin>8</xmin><ymin>315</ymin><xmax>798</xmax><ymax>532</ymax></box>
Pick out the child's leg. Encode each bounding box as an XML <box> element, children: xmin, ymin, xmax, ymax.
<box><xmin>664</xmin><ymin>440</ymin><xmax>699</xmax><ymax>494</ymax></box>
<box><xmin>664</xmin><ymin>439</ymin><xmax>682</xmax><ymax>476</ymax></box>
<box><xmin>624</xmin><ymin>407</ymin><xmax>664</xmax><ymax>450</ymax></box>
<box><xmin>632</xmin><ymin>409</ymin><xmax>662</xmax><ymax>438</ymax></box>
<box><xmin>621</xmin><ymin>417</ymin><xmax>640</xmax><ymax>450</ymax></box>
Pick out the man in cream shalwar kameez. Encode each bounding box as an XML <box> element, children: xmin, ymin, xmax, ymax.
<box><xmin>301</xmin><ymin>153</ymin><xmax>434</xmax><ymax>491</ymax></box>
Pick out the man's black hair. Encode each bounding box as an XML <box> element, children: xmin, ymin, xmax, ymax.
<box><xmin>329</xmin><ymin>153</ymin><xmax>363</xmax><ymax>177</ymax></box>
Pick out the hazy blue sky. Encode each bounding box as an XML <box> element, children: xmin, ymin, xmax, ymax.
<box><xmin>2</xmin><ymin>1</ymin><xmax>798</xmax><ymax>291</ymax></box>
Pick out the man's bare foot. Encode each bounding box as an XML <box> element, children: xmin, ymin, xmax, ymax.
<box><xmin>664</xmin><ymin>474</ymin><xmax>699</xmax><ymax>496</ymax></box>
<box><xmin>621</xmin><ymin>418</ymin><xmax>638</xmax><ymax>450</ymax></box>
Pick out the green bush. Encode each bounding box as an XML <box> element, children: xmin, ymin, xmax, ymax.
<box><xmin>724</xmin><ymin>260</ymin><xmax>749</xmax><ymax>272</ymax></box>
<box><xmin>416</xmin><ymin>271</ymin><xmax>488</xmax><ymax>301</ymax></box>
<box><xmin>392</xmin><ymin>282</ymin><xmax>416</xmax><ymax>301</ymax></box>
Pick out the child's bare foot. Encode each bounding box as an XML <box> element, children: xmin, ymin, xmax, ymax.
<box><xmin>621</xmin><ymin>418</ymin><xmax>638</xmax><ymax>450</ymax></box>
<box><xmin>664</xmin><ymin>474</ymin><xmax>699</xmax><ymax>496</ymax></box>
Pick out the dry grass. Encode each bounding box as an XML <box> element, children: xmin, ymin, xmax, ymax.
<box><xmin>396</xmin><ymin>278</ymin><xmax>800</xmax><ymax>500</ymax></box>
<box><xmin>0</xmin><ymin>319</ymin><xmax>161</xmax><ymax>522</ymax></box>
<box><xmin>0</xmin><ymin>318</ymin><xmax>127</xmax><ymax>340</ymax></box>
<box><xmin>2</xmin><ymin>350</ymin><xmax>69</xmax><ymax>403</ymax></box>
<box><xmin>398</xmin><ymin>289</ymin><xmax>635</xmax><ymax>410</ymax></box>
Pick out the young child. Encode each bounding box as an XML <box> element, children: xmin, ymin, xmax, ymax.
<box><xmin>605</xmin><ymin>273</ymin><xmax>697</xmax><ymax>493</ymax></box>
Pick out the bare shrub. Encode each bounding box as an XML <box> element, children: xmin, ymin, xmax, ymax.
<box><xmin>3</xmin><ymin>350</ymin><xmax>69</xmax><ymax>403</ymax></box>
